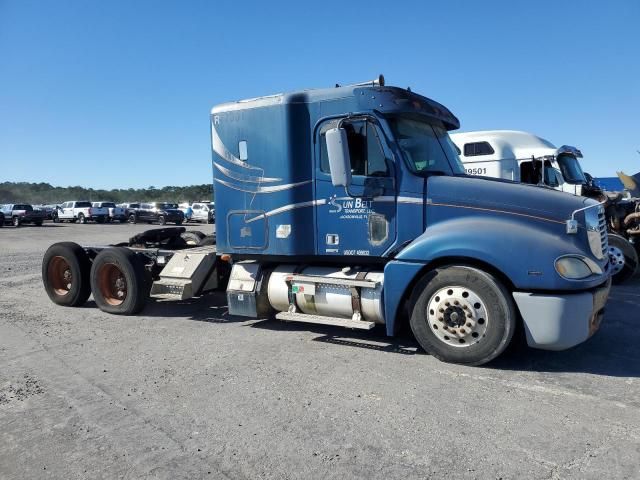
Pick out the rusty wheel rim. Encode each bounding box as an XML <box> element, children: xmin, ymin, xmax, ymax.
<box><xmin>97</xmin><ymin>263</ymin><xmax>127</xmax><ymax>306</ymax></box>
<box><xmin>48</xmin><ymin>256</ymin><xmax>73</xmax><ymax>296</ymax></box>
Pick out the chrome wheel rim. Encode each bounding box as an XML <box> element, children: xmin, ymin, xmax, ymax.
<box><xmin>427</xmin><ymin>286</ymin><xmax>488</xmax><ymax>348</ymax></box>
<box><xmin>608</xmin><ymin>246</ymin><xmax>625</xmax><ymax>275</ymax></box>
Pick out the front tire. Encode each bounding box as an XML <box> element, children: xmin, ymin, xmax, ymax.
<box><xmin>12</xmin><ymin>216</ymin><xmax>21</xmax><ymax>227</ymax></box>
<box><xmin>42</xmin><ymin>242</ymin><xmax>92</xmax><ymax>306</ymax></box>
<box><xmin>128</xmin><ymin>213</ymin><xmax>137</xmax><ymax>224</ymax></box>
<box><xmin>608</xmin><ymin>233</ymin><xmax>638</xmax><ymax>284</ymax></box>
<box><xmin>409</xmin><ymin>266</ymin><xmax>516</xmax><ymax>366</ymax></box>
<box><xmin>78</xmin><ymin>214</ymin><xmax>86</xmax><ymax>224</ymax></box>
<box><xmin>158</xmin><ymin>215</ymin><xmax>166</xmax><ymax>225</ymax></box>
<box><xmin>90</xmin><ymin>248</ymin><xmax>149</xmax><ymax>315</ymax></box>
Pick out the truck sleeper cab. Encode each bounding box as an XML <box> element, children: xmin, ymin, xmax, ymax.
<box><xmin>40</xmin><ymin>77</ymin><xmax>611</xmax><ymax>366</ymax></box>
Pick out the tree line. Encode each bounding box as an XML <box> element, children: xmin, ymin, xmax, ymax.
<box><xmin>0</xmin><ymin>182</ymin><xmax>213</xmax><ymax>205</ymax></box>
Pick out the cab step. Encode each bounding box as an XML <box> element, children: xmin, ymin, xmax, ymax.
<box><xmin>275</xmin><ymin>312</ymin><xmax>375</xmax><ymax>330</ymax></box>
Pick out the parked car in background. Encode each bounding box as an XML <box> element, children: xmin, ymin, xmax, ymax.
<box><xmin>93</xmin><ymin>201</ymin><xmax>126</xmax><ymax>222</ymax></box>
<box><xmin>1</xmin><ymin>203</ymin><xmax>46</xmax><ymax>227</ymax></box>
<box><xmin>178</xmin><ymin>202</ymin><xmax>193</xmax><ymax>221</ymax></box>
<box><xmin>53</xmin><ymin>201</ymin><xmax>108</xmax><ymax>224</ymax></box>
<box><xmin>129</xmin><ymin>202</ymin><xmax>184</xmax><ymax>225</ymax></box>
<box><xmin>33</xmin><ymin>204</ymin><xmax>55</xmax><ymax>219</ymax></box>
<box><xmin>190</xmin><ymin>202</ymin><xmax>215</xmax><ymax>223</ymax></box>
<box><xmin>0</xmin><ymin>211</ymin><xmax>4</xmax><ymax>227</ymax></box>
<box><xmin>118</xmin><ymin>203</ymin><xmax>140</xmax><ymax>222</ymax></box>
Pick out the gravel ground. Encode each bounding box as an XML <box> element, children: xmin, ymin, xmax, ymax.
<box><xmin>1</xmin><ymin>222</ymin><xmax>639</xmax><ymax>479</ymax></box>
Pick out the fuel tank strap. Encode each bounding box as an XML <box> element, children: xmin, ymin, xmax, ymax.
<box><xmin>350</xmin><ymin>271</ymin><xmax>369</xmax><ymax>322</ymax></box>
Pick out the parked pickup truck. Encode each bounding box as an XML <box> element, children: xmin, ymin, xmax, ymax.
<box><xmin>129</xmin><ymin>202</ymin><xmax>184</xmax><ymax>225</ymax></box>
<box><xmin>53</xmin><ymin>201</ymin><xmax>108</xmax><ymax>224</ymax></box>
<box><xmin>1</xmin><ymin>204</ymin><xmax>46</xmax><ymax>226</ymax></box>
<box><xmin>190</xmin><ymin>202</ymin><xmax>215</xmax><ymax>223</ymax></box>
<box><xmin>93</xmin><ymin>202</ymin><xmax>126</xmax><ymax>222</ymax></box>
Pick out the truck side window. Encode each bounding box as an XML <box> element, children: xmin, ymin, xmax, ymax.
<box><xmin>464</xmin><ymin>142</ymin><xmax>494</xmax><ymax>157</ymax></box>
<box><xmin>319</xmin><ymin>119</ymin><xmax>389</xmax><ymax>177</ymax></box>
<box><xmin>520</xmin><ymin>161</ymin><xmax>539</xmax><ymax>184</ymax></box>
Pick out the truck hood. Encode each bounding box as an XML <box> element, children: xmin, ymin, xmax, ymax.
<box><xmin>427</xmin><ymin>175</ymin><xmax>591</xmax><ymax>223</ymax></box>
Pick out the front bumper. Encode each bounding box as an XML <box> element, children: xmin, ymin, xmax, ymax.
<box><xmin>513</xmin><ymin>278</ymin><xmax>611</xmax><ymax>350</ymax></box>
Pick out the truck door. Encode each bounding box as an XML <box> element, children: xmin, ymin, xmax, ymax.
<box><xmin>60</xmin><ymin>202</ymin><xmax>72</xmax><ymax>219</ymax></box>
<box><xmin>140</xmin><ymin>204</ymin><xmax>151</xmax><ymax>222</ymax></box>
<box><xmin>315</xmin><ymin>117</ymin><xmax>397</xmax><ymax>257</ymax></box>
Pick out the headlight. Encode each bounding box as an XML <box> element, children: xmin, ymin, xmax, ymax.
<box><xmin>555</xmin><ymin>255</ymin><xmax>602</xmax><ymax>280</ymax></box>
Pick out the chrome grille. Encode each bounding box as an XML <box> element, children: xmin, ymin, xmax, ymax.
<box><xmin>585</xmin><ymin>204</ymin><xmax>607</xmax><ymax>260</ymax></box>
<box><xmin>598</xmin><ymin>207</ymin><xmax>608</xmax><ymax>257</ymax></box>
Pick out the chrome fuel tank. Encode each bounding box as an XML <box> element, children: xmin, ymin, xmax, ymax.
<box><xmin>267</xmin><ymin>266</ymin><xmax>385</xmax><ymax>324</ymax></box>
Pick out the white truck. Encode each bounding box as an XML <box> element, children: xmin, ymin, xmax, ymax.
<box><xmin>452</xmin><ymin>130</ymin><xmax>638</xmax><ymax>283</ymax></box>
<box><xmin>54</xmin><ymin>201</ymin><xmax>109</xmax><ymax>224</ymax></box>
<box><xmin>92</xmin><ymin>202</ymin><xmax>126</xmax><ymax>222</ymax></box>
<box><xmin>451</xmin><ymin>130</ymin><xmax>586</xmax><ymax>195</ymax></box>
<box><xmin>190</xmin><ymin>202</ymin><xmax>215</xmax><ymax>223</ymax></box>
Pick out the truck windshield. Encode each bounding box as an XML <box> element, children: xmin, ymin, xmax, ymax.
<box><xmin>556</xmin><ymin>154</ymin><xmax>586</xmax><ymax>184</ymax></box>
<box><xmin>389</xmin><ymin>117</ymin><xmax>465</xmax><ymax>175</ymax></box>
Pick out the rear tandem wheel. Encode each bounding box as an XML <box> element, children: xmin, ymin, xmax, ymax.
<box><xmin>90</xmin><ymin>247</ymin><xmax>149</xmax><ymax>315</ymax></box>
<box><xmin>42</xmin><ymin>242</ymin><xmax>92</xmax><ymax>306</ymax></box>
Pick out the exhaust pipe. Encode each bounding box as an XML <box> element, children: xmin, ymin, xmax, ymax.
<box><xmin>336</xmin><ymin>74</ymin><xmax>385</xmax><ymax>88</ymax></box>
<box><xmin>624</xmin><ymin>211</ymin><xmax>640</xmax><ymax>227</ymax></box>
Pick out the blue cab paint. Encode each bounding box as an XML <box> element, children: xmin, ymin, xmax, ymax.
<box><xmin>211</xmin><ymin>79</ymin><xmax>611</xmax><ymax>355</ymax></box>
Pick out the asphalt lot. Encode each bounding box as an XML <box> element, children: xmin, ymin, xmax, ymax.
<box><xmin>1</xmin><ymin>222</ymin><xmax>639</xmax><ymax>479</ymax></box>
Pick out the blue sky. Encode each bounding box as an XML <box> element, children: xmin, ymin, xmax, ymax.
<box><xmin>1</xmin><ymin>0</ymin><xmax>638</xmax><ymax>189</ymax></box>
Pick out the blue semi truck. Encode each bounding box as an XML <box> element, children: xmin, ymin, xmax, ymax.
<box><xmin>42</xmin><ymin>76</ymin><xmax>611</xmax><ymax>365</ymax></box>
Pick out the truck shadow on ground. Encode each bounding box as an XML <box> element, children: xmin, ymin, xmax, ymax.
<box><xmin>139</xmin><ymin>284</ymin><xmax>640</xmax><ymax>378</ymax></box>
<box><xmin>2</xmin><ymin>224</ymin><xmax>67</xmax><ymax>229</ymax></box>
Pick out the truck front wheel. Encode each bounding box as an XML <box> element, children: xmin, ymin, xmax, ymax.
<box><xmin>78</xmin><ymin>214</ymin><xmax>86</xmax><ymax>224</ymax></box>
<box><xmin>90</xmin><ymin>248</ymin><xmax>149</xmax><ymax>315</ymax></box>
<box><xmin>607</xmin><ymin>233</ymin><xmax>638</xmax><ymax>284</ymax></box>
<box><xmin>410</xmin><ymin>266</ymin><xmax>516</xmax><ymax>366</ymax></box>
